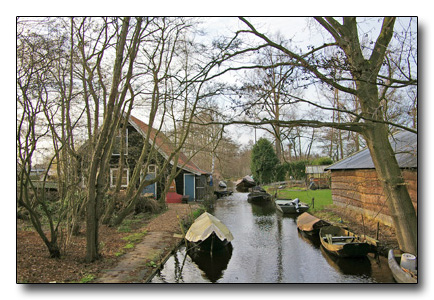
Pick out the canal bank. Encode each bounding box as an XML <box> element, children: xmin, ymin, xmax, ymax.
<box><xmin>94</xmin><ymin>193</ymin><xmax>398</xmax><ymax>283</ymax></box>
<box><xmin>95</xmin><ymin>203</ymin><xmax>200</xmax><ymax>283</ymax></box>
<box><xmin>311</xmin><ymin>205</ymin><xmax>400</xmax><ymax>256</ymax></box>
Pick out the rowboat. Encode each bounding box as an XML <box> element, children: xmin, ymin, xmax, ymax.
<box><xmin>275</xmin><ymin>198</ymin><xmax>309</xmax><ymax>214</ymax></box>
<box><xmin>388</xmin><ymin>249</ymin><xmax>417</xmax><ymax>283</ymax></box>
<box><xmin>235</xmin><ymin>175</ymin><xmax>256</xmax><ymax>192</ymax></box>
<box><xmin>185</xmin><ymin>212</ymin><xmax>234</xmax><ymax>252</ymax></box>
<box><xmin>218</xmin><ymin>181</ymin><xmax>227</xmax><ymax>188</ymax></box>
<box><xmin>247</xmin><ymin>186</ymin><xmax>271</xmax><ymax>202</ymax></box>
<box><xmin>214</xmin><ymin>190</ymin><xmax>233</xmax><ymax>198</ymax></box>
<box><xmin>319</xmin><ymin>225</ymin><xmax>370</xmax><ymax>257</ymax></box>
<box><xmin>296</xmin><ymin>212</ymin><xmax>330</xmax><ymax>236</ymax></box>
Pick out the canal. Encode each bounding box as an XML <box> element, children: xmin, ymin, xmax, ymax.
<box><xmin>151</xmin><ymin>192</ymin><xmax>395</xmax><ymax>283</ymax></box>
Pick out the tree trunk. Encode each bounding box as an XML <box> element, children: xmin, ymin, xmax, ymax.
<box><xmin>363</xmin><ymin>125</ymin><xmax>417</xmax><ymax>254</ymax></box>
<box><xmin>84</xmin><ymin>17</ymin><xmax>131</xmax><ymax>262</ymax></box>
<box><xmin>356</xmin><ymin>72</ymin><xmax>417</xmax><ymax>254</ymax></box>
<box><xmin>86</xmin><ymin>177</ymin><xmax>99</xmax><ymax>262</ymax></box>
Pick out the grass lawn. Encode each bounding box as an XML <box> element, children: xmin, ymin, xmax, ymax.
<box><xmin>264</xmin><ymin>186</ymin><xmax>332</xmax><ymax>211</ymax></box>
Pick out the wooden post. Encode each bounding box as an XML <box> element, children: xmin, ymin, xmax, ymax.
<box><xmin>376</xmin><ymin>222</ymin><xmax>380</xmax><ymax>240</ymax></box>
<box><xmin>312</xmin><ymin>197</ymin><xmax>315</xmax><ymax>209</ymax></box>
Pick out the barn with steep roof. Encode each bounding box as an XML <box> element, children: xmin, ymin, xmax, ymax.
<box><xmin>109</xmin><ymin>115</ymin><xmax>211</xmax><ymax>203</ymax></box>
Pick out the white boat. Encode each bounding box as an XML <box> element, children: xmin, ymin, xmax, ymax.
<box><xmin>388</xmin><ymin>249</ymin><xmax>417</xmax><ymax>283</ymax></box>
<box><xmin>275</xmin><ymin>198</ymin><xmax>309</xmax><ymax>214</ymax></box>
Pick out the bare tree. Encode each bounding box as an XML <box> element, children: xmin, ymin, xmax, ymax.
<box><xmin>198</xmin><ymin>17</ymin><xmax>416</xmax><ymax>254</ymax></box>
<box><xmin>17</xmin><ymin>18</ymin><xmax>76</xmax><ymax>258</ymax></box>
<box><xmin>235</xmin><ymin>17</ymin><xmax>417</xmax><ymax>254</ymax></box>
<box><xmin>74</xmin><ymin>17</ymin><xmax>143</xmax><ymax>262</ymax></box>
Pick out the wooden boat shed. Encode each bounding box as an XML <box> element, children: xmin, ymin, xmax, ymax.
<box><xmin>325</xmin><ymin>131</ymin><xmax>417</xmax><ymax>227</ymax></box>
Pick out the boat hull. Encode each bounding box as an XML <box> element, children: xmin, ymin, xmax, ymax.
<box><xmin>275</xmin><ymin>200</ymin><xmax>309</xmax><ymax>214</ymax></box>
<box><xmin>189</xmin><ymin>232</ymin><xmax>231</xmax><ymax>252</ymax></box>
<box><xmin>388</xmin><ymin>249</ymin><xmax>417</xmax><ymax>283</ymax></box>
<box><xmin>235</xmin><ymin>175</ymin><xmax>256</xmax><ymax>192</ymax></box>
<box><xmin>296</xmin><ymin>212</ymin><xmax>330</xmax><ymax>236</ymax></box>
<box><xmin>247</xmin><ymin>192</ymin><xmax>271</xmax><ymax>203</ymax></box>
<box><xmin>185</xmin><ymin>212</ymin><xmax>234</xmax><ymax>253</ymax></box>
<box><xmin>214</xmin><ymin>190</ymin><xmax>233</xmax><ymax>198</ymax></box>
<box><xmin>319</xmin><ymin>226</ymin><xmax>370</xmax><ymax>258</ymax></box>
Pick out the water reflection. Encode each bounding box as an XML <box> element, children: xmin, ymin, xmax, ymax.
<box><xmin>320</xmin><ymin>246</ymin><xmax>372</xmax><ymax>276</ymax></box>
<box><xmin>187</xmin><ymin>244</ymin><xmax>233</xmax><ymax>283</ymax></box>
<box><xmin>151</xmin><ymin>192</ymin><xmax>394</xmax><ymax>283</ymax></box>
<box><xmin>297</xmin><ymin>229</ymin><xmax>321</xmax><ymax>248</ymax></box>
<box><xmin>250</xmin><ymin>201</ymin><xmax>276</xmax><ymax>216</ymax></box>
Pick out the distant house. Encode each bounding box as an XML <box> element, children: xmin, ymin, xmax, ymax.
<box><xmin>110</xmin><ymin>115</ymin><xmax>211</xmax><ymax>203</ymax></box>
<box><xmin>29</xmin><ymin>167</ymin><xmax>46</xmax><ymax>178</ymax></box>
<box><xmin>325</xmin><ymin>131</ymin><xmax>417</xmax><ymax>226</ymax></box>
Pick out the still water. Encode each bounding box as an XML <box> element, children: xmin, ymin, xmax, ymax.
<box><xmin>151</xmin><ymin>192</ymin><xmax>394</xmax><ymax>283</ymax></box>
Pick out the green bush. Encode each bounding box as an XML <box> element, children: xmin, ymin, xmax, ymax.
<box><xmin>311</xmin><ymin>157</ymin><xmax>333</xmax><ymax>165</ymax></box>
<box><xmin>285</xmin><ymin>160</ymin><xmax>310</xmax><ymax>180</ymax></box>
<box><xmin>281</xmin><ymin>157</ymin><xmax>333</xmax><ymax>181</ymax></box>
<box><xmin>251</xmin><ymin>138</ymin><xmax>280</xmax><ymax>184</ymax></box>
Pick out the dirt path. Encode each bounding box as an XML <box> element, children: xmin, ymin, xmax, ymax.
<box><xmin>95</xmin><ymin>203</ymin><xmax>199</xmax><ymax>283</ymax></box>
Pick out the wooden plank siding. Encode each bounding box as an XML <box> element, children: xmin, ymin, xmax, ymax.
<box><xmin>330</xmin><ymin>169</ymin><xmax>417</xmax><ymax>226</ymax></box>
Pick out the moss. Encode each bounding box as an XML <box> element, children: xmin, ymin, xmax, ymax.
<box><xmin>122</xmin><ymin>231</ymin><xmax>147</xmax><ymax>243</ymax></box>
<box><xmin>79</xmin><ymin>274</ymin><xmax>95</xmax><ymax>283</ymax></box>
<box><xmin>123</xmin><ymin>243</ymin><xmax>134</xmax><ymax>249</ymax></box>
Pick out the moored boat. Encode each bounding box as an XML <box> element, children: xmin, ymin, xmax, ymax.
<box><xmin>275</xmin><ymin>198</ymin><xmax>309</xmax><ymax>214</ymax></box>
<box><xmin>235</xmin><ymin>175</ymin><xmax>256</xmax><ymax>192</ymax></box>
<box><xmin>218</xmin><ymin>181</ymin><xmax>227</xmax><ymax>189</ymax></box>
<box><xmin>214</xmin><ymin>190</ymin><xmax>233</xmax><ymax>198</ymax></box>
<box><xmin>296</xmin><ymin>212</ymin><xmax>330</xmax><ymax>236</ymax></box>
<box><xmin>388</xmin><ymin>249</ymin><xmax>417</xmax><ymax>283</ymax></box>
<box><xmin>247</xmin><ymin>186</ymin><xmax>272</xmax><ymax>202</ymax></box>
<box><xmin>319</xmin><ymin>225</ymin><xmax>370</xmax><ymax>257</ymax></box>
<box><xmin>185</xmin><ymin>212</ymin><xmax>234</xmax><ymax>252</ymax></box>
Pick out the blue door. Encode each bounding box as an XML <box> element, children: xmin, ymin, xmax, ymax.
<box><xmin>142</xmin><ymin>173</ymin><xmax>157</xmax><ymax>197</ymax></box>
<box><xmin>184</xmin><ymin>173</ymin><xmax>195</xmax><ymax>201</ymax></box>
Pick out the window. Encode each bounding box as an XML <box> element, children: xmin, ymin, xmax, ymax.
<box><xmin>112</xmin><ymin>128</ymin><xmax>128</xmax><ymax>156</ymax></box>
<box><xmin>139</xmin><ymin>165</ymin><xmax>157</xmax><ymax>183</ymax></box>
<box><xmin>148</xmin><ymin>164</ymin><xmax>157</xmax><ymax>174</ymax></box>
<box><xmin>110</xmin><ymin>168</ymin><xmax>129</xmax><ymax>188</ymax></box>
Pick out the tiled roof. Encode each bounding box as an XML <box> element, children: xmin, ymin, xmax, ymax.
<box><xmin>326</xmin><ymin>131</ymin><xmax>417</xmax><ymax>170</ymax></box>
<box><xmin>128</xmin><ymin>115</ymin><xmax>209</xmax><ymax>175</ymax></box>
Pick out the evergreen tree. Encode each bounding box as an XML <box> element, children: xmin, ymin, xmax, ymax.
<box><xmin>250</xmin><ymin>138</ymin><xmax>280</xmax><ymax>184</ymax></box>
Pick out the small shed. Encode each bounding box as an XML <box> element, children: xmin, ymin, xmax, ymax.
<box><xmin>305</xmin><ymin>165</ymin><xmax>330</xmax><ymax>189</ymax></box>
<box><xmin>325</xmin><ymin>131</ymin><xmax>417</xmax><ymax>226</ymax></box>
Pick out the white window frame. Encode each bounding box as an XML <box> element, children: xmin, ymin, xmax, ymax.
<box><xmin>148</xmin><ymin>164</ymin><xmax>157</xmax><ymax>174</ymax></box>
<box><xmin>110</xmin><ymin>168</ymin><xmax>129</xmax><ymax>188</ymax></box>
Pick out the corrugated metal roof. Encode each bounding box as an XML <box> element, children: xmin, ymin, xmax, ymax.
<box><xmin>305</xmin><ymin>165</ymin><xmax>329</xmax><ymax>174</ymax></box>
<box><xmin>326</xmin><ymin>131</ymin><xmax>417</xmax><ymax>170</ymax></box>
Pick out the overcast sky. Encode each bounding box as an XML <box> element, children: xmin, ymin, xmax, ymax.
<box><xmin>8</xmin><ymin>5</ymin><xmax>433</xmax><ymax>300</ymax></box>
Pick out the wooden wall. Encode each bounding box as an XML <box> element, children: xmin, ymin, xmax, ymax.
<box><xmin>330</xmin><ymin>169</ymin><xmax>417</xmax><ymax>226</ymax></box>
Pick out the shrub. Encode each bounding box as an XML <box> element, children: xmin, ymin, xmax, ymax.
<box><xmin>311</xmin><ymin>157</ymin><xmax>333</xmax><ymax>165</ymax></box>
<box><xmin>251</xmin><ymin>138</ymin><xmax>280</xmax><ymax>184</ymax></box>
<box><xmin>286</xmin><ymin>160</ymin><xmax>310</xmax><ymax>180</ymax></box>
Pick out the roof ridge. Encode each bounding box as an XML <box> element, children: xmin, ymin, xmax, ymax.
<box><xmin>128</xmin><ymin>115</ymin><xmax>209</xmax><ymax>175</ymax></box>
